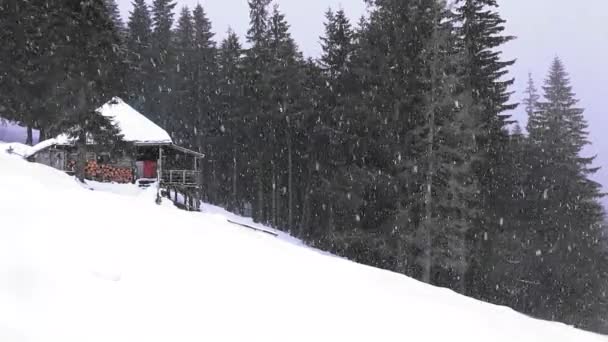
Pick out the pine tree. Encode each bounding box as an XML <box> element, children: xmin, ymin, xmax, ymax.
<box><xmin>349</xmin><ymin>0</ymin><xmax>472</xmax><ymax>288</ymax></box>
<box><xmin>57</xmin><ymin>0</ymin><xmax>127</xmax><ymax>181</ymax></box>
<box><xmin>104</xmin><ymin>0</ymin><xmax>126</xmax><ymax>34</ymax></box>
<box><xmin>523</xmin><ymin>57</ymin><xmax>606</xmax><ymax>329</ymax></box>
<box><xmin>191</xmin><ymin>4</ymin><xmax>219</xmax><ymax>202</ymax></box>
<box><xmin>319</xmin><ymin>9</ymin><xmax>354</xmax><ymax>82</ymax></box>
<box><xmin>267</xmin><ymin>5</ymin><xmax>304</xmax><ymax>230</ymax></box>
<box><xmin>455</xmin><ymin>0</ymin><xmax>517</xmax><ymax>299</ymax></box>
<box><xmin>524</xmin><ymin>73</ymin><xmax>541</xmax><ymax>140</ymax></box>
<box><xmin>244</xmin><ymin>0</ymin><xmax>273</xmax><ymax>223</ymax></box>
<box><xmin>150</xmin><ymin>0</ymin><xmax>177</xmax><ymax>128</ymax></box>
<box><xmin>0</xmin><ymin>1</ymin><xmax>20</xmax><ymax>123</ymax></box>
<box><xmin>173</xmin><ymin>6</ymin><xmax>195</xmax><ymax>147</ymax></box>
<box><xmin>301</xmin><ymin>7</ymin><xmax>357</xmax><ymax>244</ymax></box>
<box><xmin>0</xmin><ymin>2</ymin><xmax>70</xmax><ymax>142</ymax></box>
<box><xmin>126</xmin><ymin>0</ymin><xmax>154</xmax><ymax>113</ymax></box>
<box><xmin>217</xmin><ymin>30</ymin><xmax>245</xmax><ymax>211</ymax></box>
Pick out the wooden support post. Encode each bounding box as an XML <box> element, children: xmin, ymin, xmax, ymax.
<box><xmin>156</xmin><ymin>146</ymin><xmax>163</xmax><ymax>205</ymax></box>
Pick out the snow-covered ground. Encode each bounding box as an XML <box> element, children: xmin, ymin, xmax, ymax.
<box><xmin>0</xmin><ymin>146</ymin><xmax>605</xmax><ymax>342</ymax></box>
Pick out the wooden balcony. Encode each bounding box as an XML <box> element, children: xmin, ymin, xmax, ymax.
<box><xmin>161</xmin><ymin>169</ymin><xmax>201</xmax><ymax>187</ymax></box>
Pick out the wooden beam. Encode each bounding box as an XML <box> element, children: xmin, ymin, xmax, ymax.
<box><xmin>226</xmin><ymin>220</ymin><xmax>278</xmax><ymax>237</ymax></box>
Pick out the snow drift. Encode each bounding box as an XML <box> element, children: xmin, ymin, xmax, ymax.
<box><xmin>0</xmin><ymin>145</ymin><xmax>605</xmax><ymax>342</ymax></box>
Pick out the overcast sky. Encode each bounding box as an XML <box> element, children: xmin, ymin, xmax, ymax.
<box><xmin>117</xmin><ymin>0</ymin><xmax>608</xmax><ymax>200</ymax></box>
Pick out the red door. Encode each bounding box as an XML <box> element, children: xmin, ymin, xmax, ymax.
<box><xmin>143</xmin><ymin>160</ymin><xmax>157</xmax><ymax>179</ymax></box>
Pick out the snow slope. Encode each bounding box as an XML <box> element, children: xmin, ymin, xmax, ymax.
<box><xmin>0</xmin><ymin>149</ymin><xmax>605</xmax><ymax>342</ymax></box>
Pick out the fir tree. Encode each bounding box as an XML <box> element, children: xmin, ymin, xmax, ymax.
<box><xmin>150</xmin><ymin>0</ymin><xmax>177</xmax><ymax>128</ymax></box>
<box><xmin>244</xmin><ymin>0</ymin><xmax>273</xmax><ymax>223</ymax></box>
<box><xmin>0</xmin><ymin>1</ymin><xmax>59</xmax><ymax>143</ymax></box>
<box><xmin>319</xmin><ymin>9</ymin><xmax>354</xmax><ymax>83</ymax></box>
<box><xmin>301</xmin><ymin>7</ymin><xmax>357</xmax><ymax>244</ymax></box>
<box><xmin>57</xmin><ymin>0</ymin><xmax>127</xmax><ymax>181</ymax></box>
<box><xmin>173</xmin><ymin>6</ymin><xmax>195</xmax><ymax>147</ymax></box>
<box><xmin>455</xmin><ymin>0</ymin><xmax>517</xmax><ymax>299</ymax></box>
<box><xmin>267</xmin><ymin>5</ymin><xmax>304</xmax><ymax>230</ymax></box>
<box><xmin>524</xmin><ymin>57</ymin><xmax>606</xmax><ymax>330</ymax></box>
<box><xmin>126</xmin><ymin>0</ymin><xmax>154</xmax><ymax>113</ymax></box>
<box><xmin>191</xmin><ymin>4</ymin><xmax>219</xmax><ymax>202</ymax></box>
<box><xmin>524</xmin><ymin>73</ymin><xmax>541</xmax><ymax>140</ymax></box>
<box><xmin>104</xmin><ymin>0</ymin><xmax>126</xmax><ymax>34</ymax></box>
<box><xmin>217</xmin><ymin>30</ymin><xmax>245</xmax><ymax>211</ymax></box>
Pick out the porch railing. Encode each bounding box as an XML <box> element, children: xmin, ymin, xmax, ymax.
<box><xmin>161</xmin><ymin>169</ymin><xmax>201</xmax><ymax>186</ymax></box>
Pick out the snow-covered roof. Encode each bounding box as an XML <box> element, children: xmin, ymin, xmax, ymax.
<box><xmin>99</xmin><ymin>97</ymin><xmax>172</xmax><ymax>144</ymax></box>
<box><xmin>57</xmin><ymin>97</ymin><xmax>172</xmax><ymax>145</ymax></box>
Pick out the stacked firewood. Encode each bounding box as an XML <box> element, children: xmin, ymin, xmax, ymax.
<box><xmin>84</xmin><ymin>160</ymin><xmax>133</xmax><ymax>183</ymax></box>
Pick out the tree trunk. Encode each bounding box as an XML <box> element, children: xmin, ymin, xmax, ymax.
<box><xmin>421</xmin><ymin>111</ymin><xmax>434</xmax><ymax>284</ymax></box>
<box><xmin>271</xmin><ymin>162</ymin><xmax>277</xmax><ymax>227</ymax></box>
<box><xmin>256</xmin><ymin>160</ymin><xmax>264</xmax><ymax>223</ymax></box>
<box><xmin>232</xmin><ymin>147</ymin><xmax>238</xmax><ymax>212</ymax></box>
<box><xmin>75</xmin><ymin>130</ymin><xmax>87</xmax><ymax>183</ymax></box>
<box><xmin>299</xmin><ymin>164</ymin><xmax>313</xmax><ymax>239</ymax></box>
<box><xmin>26</xmin><ymin>126</ymin><xmax>33</xmax><ymax>146</ymax></box>
<box><xmin>211</xmin><ymin>157</ymin><xmax>218</xmax><ymax>204</ymax></box>
<box><xmin>328</xmin><ymin>203</ymin><xmax>334</xmax><ymax>242</ymax></box>
<box><xmin>38</xmin><ymin>126</ymin><xmax>45</xmax><ymax>143</ymax></box>
<box><xmin>420</xmin><ymin>63</ymin><xmax>439</xmax><ymax>284</ymax></box>
<box><xmin>457</xmin><ymin>232</ymin><xmax>467</xmax><ymax>294</ymax></box>
<box><xmin>287</xmin><ymin>127</ymin><xmax>294</xmax><ymax>233</ymax></box>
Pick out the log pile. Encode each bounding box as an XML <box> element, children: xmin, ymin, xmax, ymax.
<box><xmin>85</xmin><ymin>160</ymin><xmax>133</xmax><ymax>183</ymax></box>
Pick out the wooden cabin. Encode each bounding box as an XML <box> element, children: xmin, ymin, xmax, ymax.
<box><xmin>29</xmin><ymin>97</ymin><xmax>204</xmax><ymax>209</ymax></box>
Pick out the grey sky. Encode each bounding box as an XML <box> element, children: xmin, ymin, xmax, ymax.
<box><xmin>118</xmin><ymin>0</ymin><xmax>608</xmax><ymax>201</ymax></box>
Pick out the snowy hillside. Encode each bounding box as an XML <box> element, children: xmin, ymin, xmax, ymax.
<box><xmin>0</xmin><ymin>145</ymin><xmax>605</xmax><ymax>342</ymax></box>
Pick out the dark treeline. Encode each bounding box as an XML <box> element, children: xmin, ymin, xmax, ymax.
<box><xmin>1</xmin><ymin>0</ymin><xmax>607</xmax><ymax>333</ymax></box>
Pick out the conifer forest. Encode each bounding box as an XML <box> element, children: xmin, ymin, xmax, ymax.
<box><xmin>1</xmin><ymin>0</ymin><xmax>607</xmax><ymax>334</ymax></box>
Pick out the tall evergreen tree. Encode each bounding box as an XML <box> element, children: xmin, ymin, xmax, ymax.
<box><xmin>319</xmin><ymin>9</ymin><xmax>354</xmax><ymax>82</ymax></box>
<box><xmin>267</xmin><ymin>5</ymin><xmax>304</xmax><ymax>230</ymax></box>
<box><xmin>191</xmin><ymin>4</ymin><xmax>219</xmax><ymax>202</ymax></box>
<box><xmin>104</xmin><ymin>0</ymin><xmax>126</xmax><ymax>34</ymax></box>
<box><xmin>0</xmin><ymin>1</ymin><xmax>64</xmax><ymax>143</ymax></box>
<box><xmin>244</xmin><ymin>0</ymin><xmax>273</xmax><ymax>223</ymax></box>
<box><xmin>524</xmin><ymin>73</ymin><xmax>541</xmax><ymax>139</ymax></box>
<box><xmin>57</xmin><ymin>0</ymin><xmax>127</xmax><ymax>181</ymax></box>
<box><xmin>217</xmin><ymin>30</ymin><xmax>245</xmax><ymax>211</ymax></box>
<box><xmin>455</xmin><ymin>0</ymin><xmax>517</xmax><ymax>299</ymax></box>
<box><xmin>300</xmin><ymin>7</ymin><xmax>357</xmax><ymax>244</ymax></box>
<box><xmin>150</xmin><ymin>0</ymin><xmax>177</xmax><ymax>128</ymax></box>
<box><xmin>173</xmin><ymin>6</ymin><xmax>195</xmax><ymax>147</ymax></box>
<box><xmin>523</xmin><ymin>57</ymin><xmax>606</xmax><ymax>330</ymax></box>
<box><xmin>126</xmin><ymin>0</ymin><xmax>154</xmax><ymax>113</ymax></box>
